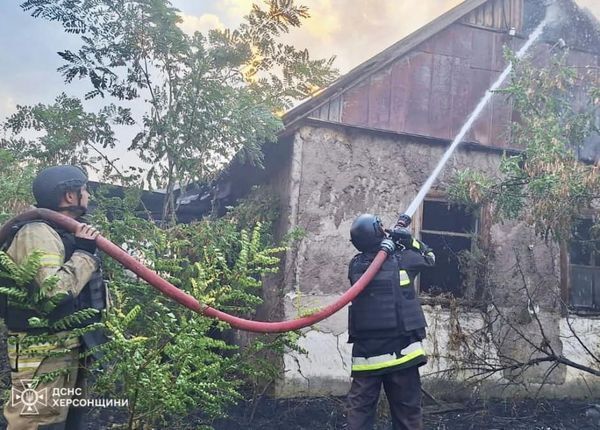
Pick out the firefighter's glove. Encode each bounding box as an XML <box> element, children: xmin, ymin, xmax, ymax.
<box><xmin>396</xmin><ymin>214</ymin><xmax>412</xmax><ymax>228</ymax></box>
<box><xmin>391</xmin><ymin>227</ymin><xmax>412</xmax><ymax>247</ymax></box>
<box><xmin>74</xmin><ymin>223</ymin><xmax>100</xmax><ymax>255</ymax></box>
<box><xmin>379</xmin><ymin>239</ymin><xmax>396</xmax><ymax>255</ymax></box>
<box><xmin>425</xmin><ymin>251</ymin><xmax>436</xmax><ymax>265</ymax></box>
<box><xmin>75</xmin><ymin>237</ymin><xmax>97</xmax><ymax>254</ymax></box>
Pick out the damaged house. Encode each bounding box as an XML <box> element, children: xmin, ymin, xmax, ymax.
<box><xmin>182</xmin><ymin>0</ymin><xmax>600</xmax><ymax>399</ymax></box>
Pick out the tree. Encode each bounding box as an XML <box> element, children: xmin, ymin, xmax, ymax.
<box><xmin>20</xmin><ymin>0</ymin><xmax>338</xmax><ymax>221</ymax></box>
<box><xmin>0</xmin><ymin>1</ymin><xmax>334</xmax><ymax>425</ymax></box>
<box><xmin>449</xmin><ymin>52</ymin><xmax>600</xmax><ymax>240</ymax></box>
<box><xmin>1</xmin><ymin>93</ymin><xmax>132</xmax><ymax>177</ymax></box>
<box><xmin>88</xmin><ymin>188</ymin><xmax>300</xmax><ymax>429</ymax></box>
<box><xmin>443</xmin><ymin>52</ymin><xmax>600</xmax><ymax>388</ymax></box>
<box><xmin>0</xmin><ymin>150</ymin><xmax>36</xmax><ymax>223</ymax></box>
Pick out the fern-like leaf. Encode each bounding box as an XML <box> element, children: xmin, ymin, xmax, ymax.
<box><xmin>50</xmin><ymin>308</ymin><xmax>99</xmax><ymax>331</ymax></box>
<box><xmin>0</xmin><ymin>286</ymin><xmax>27</xmax><ymax>300</ymax></box>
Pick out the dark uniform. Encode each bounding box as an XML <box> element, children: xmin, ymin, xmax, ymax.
<box><xmin>347</xmin><ymin>235</ymin><xmax>434</xmax><ymax>430</ymax></box>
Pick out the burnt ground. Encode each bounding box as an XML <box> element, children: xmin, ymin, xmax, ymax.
<box><xmin>86</xmin><ymin>397</ymin><xmax>600</xmax><ymax>429</ymax></box>
<box><xmin>1</xmin><ymin>396</ymin><xmax>599</xmax><ymax>429</ymax></box>
<box><xmin>206</xmin><ymin>397</ymin><xmax>600</xmax><ymax>430</ymax></box>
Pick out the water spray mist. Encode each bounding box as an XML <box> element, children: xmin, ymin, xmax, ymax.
<box><xmin>404</xmin><ymin>9</ymin><xmax>557</xmax><ymax>217</ymax></box>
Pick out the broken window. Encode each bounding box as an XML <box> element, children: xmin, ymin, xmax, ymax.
<box><xmin>569</xmin><ymin>219</ymin><xmax>600</xmax><ymax>312</ymax></box>
<box><xmin>418</xmin><ymin>199</ymin><xmax>478</xmax><ymax>298</ymax></box>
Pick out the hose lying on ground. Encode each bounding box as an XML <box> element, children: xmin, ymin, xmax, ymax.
<box><xmin>0</xmin><ymin>208</ymin><xmax>387</xmax><ymax>333</ymax></box>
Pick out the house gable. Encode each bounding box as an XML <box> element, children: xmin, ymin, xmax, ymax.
<box><xmin>285</xmin><ymin>0</ymin><xmax>600</xmax><ymax>153</ymax></box>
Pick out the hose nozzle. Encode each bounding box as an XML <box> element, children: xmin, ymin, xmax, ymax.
<box><xmin>395</xmin><ymin>213</ymin><xmax>412</xmax><ymax>228</ymax></box>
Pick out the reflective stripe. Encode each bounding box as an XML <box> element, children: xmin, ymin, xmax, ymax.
<box><xmin>39</xmin><ymin>253</ymin><xmax>62</xmax><ymax>267</ymax></box>
<box><xmin>18</xmin><ymin>367</ymin><xmax>40</xmax><ymax>372</ymax></box>
<box><xmin>401</xmin><ymin>341</ymin><xmax>423</xmax><ymax>355</ymax></box>
<box><xmin>6</xmin><ymin>335</ymin><xmax>62</xmax><ymax>372</ymax></box>
<box><xmin>21</xmin><ymin>344</ymin><xmax>58</xmax><ymax>353</ymax></box>
<box><xmin>399</xmin><ymin>270</ymin><xmax>410</xmax><ymax>286</ymax></box>
<box><xmin>17</xmin><ymin>359</ymin><xmax>43</xmax><ymax>368</ymax></box>
<box><xmin>352</xmin><ymin>345</ymin><xmax>426</xmax><ymax>372</ymax></box>
<box><xmin>8</xmin><ymin>347</ymin><xmax>17</xmax><ymax>370</ymax></box>
<box><xmin>426</xmin><ymin>251</ymin><xmax>436</xmax><ymax>263</ymax></box>
<box><xmin>412</xmin><ymin>239</ymin><xmax>421</xmax><ymax>249</ymax></box>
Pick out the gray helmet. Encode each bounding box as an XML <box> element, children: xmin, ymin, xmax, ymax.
<box><xmin>350</xmin><ymin>214</ymin><xmax>386</xmax><ymax>252</ymax></box>
<box><xmin>32</xmin><ymin>165</ymin><xmax>88</xmax><ymax>210</ymax></box>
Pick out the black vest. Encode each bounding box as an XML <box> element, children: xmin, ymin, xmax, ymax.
<box><xmin>0</xmin><ymin>220</ymin><xmax>107</xmax><ymax>350</ymax></box>
<box><xmin>348</xmin><ymin>251</ymin><xmax>427</xmax><ymax>341</ymax></box>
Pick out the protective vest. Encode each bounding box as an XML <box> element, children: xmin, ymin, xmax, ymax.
<box><xmin>0</xmin><ymin>220</ymin><xmax>107</xmax><ymax>347</ymax></box>
<box><xmin>348</xmin><ymin>250</ymin><xmax>427</xmax><ymax>341</ymax></box>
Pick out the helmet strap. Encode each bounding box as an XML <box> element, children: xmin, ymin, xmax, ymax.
<box><xmin>55</xmin><ymin>189</ymin><xmax>87</xmax><ymax>217</ymax></box>
<box><xmin>56</xmin><ymin>205</ymin><xmax>87</xmax><ymax>217</ymax></box>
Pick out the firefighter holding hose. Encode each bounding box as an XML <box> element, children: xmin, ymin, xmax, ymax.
<box><xmin>346</xmin><ymin>213</ymin><xmax>435</xmax><ymax>430</ymax></box>
<box><xmin>1</xmin><ymin>165</ymin><xmax>108</xmax><ymax>429</ymax></box>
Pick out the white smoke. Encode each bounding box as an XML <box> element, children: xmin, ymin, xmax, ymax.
<box><xmin>574</xmin><ymin>0</ymin><xmax>600</xmax><ymax>19</ymax></box>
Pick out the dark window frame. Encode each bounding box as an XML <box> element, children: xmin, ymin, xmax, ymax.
<box><xmin>416</xmin><ymin>197</ymin><xmax>480</xmax><ymax>299</ymax></box>
<box><xmin>567</xmin><ymin>217</ymin><xmax>600</xmax><ymax>315</ymax></box>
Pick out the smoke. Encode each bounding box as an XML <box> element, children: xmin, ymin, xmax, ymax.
<box><xmin>284</xmin><ymin>0</ymin><xmax>464</xmax><ymax>72</ymax></box>
<box><xmin>545</xmin><ymin>1</ymin><xmax>564</xmax><ymax>27</ymax></box>
<box><xmin>574</xmin><ymin>0</ymin><xmax>600</xmax><ymax>19</ymax></box>
<box><xmin>176</xmin><ymin>0</ymin><xmax>463</xmax><ymax>73</ymax></box>
<box><xmin>177</xmin><ymin>0</ymin><xmax>600</xmax><ymax>74</ymax></box>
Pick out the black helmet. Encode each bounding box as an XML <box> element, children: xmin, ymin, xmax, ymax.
<box><xmin>32</xmin><ymin>165</ymin><xmax>88</xmax><ymax>210</ymax></box>
<box><xmin>350</xmin><ymin>214</ymin><xmax>386</xmax><ymax>252</ymax></box>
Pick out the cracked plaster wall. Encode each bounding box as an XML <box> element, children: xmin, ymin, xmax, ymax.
<box><xmin>272</xmin><ymin>124</ymin><xmax>600</xmax><ymax>398</ymax></box>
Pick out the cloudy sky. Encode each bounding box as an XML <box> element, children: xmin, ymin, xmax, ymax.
<box><xmin>1</xmin><ymin>0</ymin><xmax>599</xmax><ymax>173</ymax></box>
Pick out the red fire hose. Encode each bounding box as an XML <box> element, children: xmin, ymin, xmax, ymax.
<box><xmin>0</xmin><ymin>209</ymin><xmax>387</xmax><ymax>333</ymax></box>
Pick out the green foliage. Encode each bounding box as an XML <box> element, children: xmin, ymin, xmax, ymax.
<box><xmin>297</xmin><ymin>306</ymin><xmax>322</xmax><ymax>317</ymax></box>
<box><xmin>20</xmin><ymin>0</ymin><xmax>339</xmax><ymax>219</ymax></box>
<box><xmin>0</xmin><ymin>150</ymin><xmax>36</xmax><ymax>223</ymax></box>
<box><xmin>449</xmin><ymin>52</ymin><xmax>600</xmax><ymax>240</ymax></box>
<box><xmin>0</xmin><ymin>250</ymin><xmax>43</xmax><ymax>287</ymax></box>
<box><xmin>1</xmin><ymin>94</ymin><xmax>132</xmax><ymax>176</ymax></box>
<box><xmin>0</xmin><ymin>250</ymin><xmax>103</xmax><ymax>357</ymax></box>
<box><xmin>88</xmin><ymin>192</ymin><xmax>298</xmax><ymax>429</ymax></box>
<box><xmin>224</xmin><ymin>185</ymin><xmax>281</xmax><ymax>231</ymax></box>
<box><xmin>1</xmin><ymin>2</ymin><xmax>326</xmax><ymax>426</ymax></box>
<box><xmin>448</xmin><ymin>169</ymin><xmax>494</xmax><ymax>212</ymax></box>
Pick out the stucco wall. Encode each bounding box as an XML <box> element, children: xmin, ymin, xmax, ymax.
<box><xmin>273</xmin><ymin>123</ymin><xmax>600</xmax><ymax>398</ymax></box>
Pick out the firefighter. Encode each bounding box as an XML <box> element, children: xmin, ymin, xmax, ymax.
<box><xmin>1</xmin><ymin>165</ymin><xmax>108</xmax><ymax>429</ymax></box>
<box><xmin>346</xmin><ymin>213</ymin><xmax>435</xmax><ymax>430</ymax></box>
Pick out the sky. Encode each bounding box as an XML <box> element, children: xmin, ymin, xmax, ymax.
<box><xmin>1</xmin><ymin>0</ymin><xmax>599</xmax><ymax>176</ymax></box>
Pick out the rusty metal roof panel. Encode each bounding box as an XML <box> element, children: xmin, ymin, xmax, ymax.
<box><xmin>368</xmin><ymin>68</ymin><xmax>392</xmax><ymax>129</ymax></box>
<box><xmin>428</xmin><ymin>54</ymin><xmax>455</xmax><ymax>140</ymax></box>
<box><xmin>403</xmin><ymin>51</ymin><xmax>435</xmax><ymax>137</ymax></box>
<box><xmin>450</xmin><ymin>57</ymin><xmax>472</xmax><ymax>139</ymax></box>
<box><xmin>341</xmin><ymin>79</ymin><xmax>369</xmax><ymax>127</ymax></box>
<box><xmin>389</xmin><ymin>58</ymin><xmax>411</xmax><ymax>133</ymax></box>
<box><xmin>420</xmin><ymin>23</ymin><xmax>474</xmax><ymax>59</ymax></box>
<box><xmin>468</xmin><ymin>68</ymin><xmax>495</xmax><ymax>145</ymax></box>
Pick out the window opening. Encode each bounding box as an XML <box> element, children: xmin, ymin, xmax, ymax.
<box><xmin>419</xmin><ymin>200</ymin><xmax>478</xmax><ymax>298</ymax></box>
<box><xmin>569</xmin><ymin>218</ymin><xmax>600</xmax><ymax>311</ymax></box>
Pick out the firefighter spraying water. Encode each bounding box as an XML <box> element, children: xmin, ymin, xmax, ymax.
<box><xmin>345</xmin><ymin>212</ymin><xmax>435</xmax><ymax>429</ymax></box>
<box><xmin>0</xmin><ymin>4</ymin><xmax>558</xmax><ymax>335</ymax></box>
<box><xmin>0</xmin><ymin>4</ymin><xmax>562</xmax><ymax>427</ymax></box>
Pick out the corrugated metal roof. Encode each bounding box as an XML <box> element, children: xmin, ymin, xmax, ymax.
<box><xmin>282</xmin><ymin>0</ymin><xmax>489</xmax><ymax>129</ymax></box>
